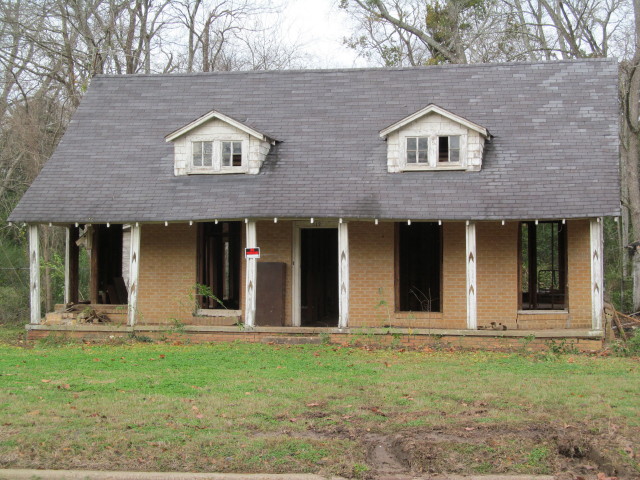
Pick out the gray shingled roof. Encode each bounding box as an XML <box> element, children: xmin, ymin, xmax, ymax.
<box><xmin>9</xmin><ymin>59</ymin><xmax>620</xmax><ymax>224</ymax></box>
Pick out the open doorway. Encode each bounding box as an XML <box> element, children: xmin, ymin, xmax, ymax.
<box><xmin>300</xmin><ymin>228</ymin><xmax>338</xmax><ymax>327</ymax></box>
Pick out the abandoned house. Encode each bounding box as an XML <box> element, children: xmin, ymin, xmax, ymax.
<box><xmin>9</xmin><ymin>59</ymin><xmax>620</xmax><ymax>348</ymax></box>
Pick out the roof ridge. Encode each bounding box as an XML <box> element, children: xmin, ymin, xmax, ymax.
<box><xmin>93</xmin><ymin>57</ymin><xmax>616</xmax><ymax>79</ymax></box>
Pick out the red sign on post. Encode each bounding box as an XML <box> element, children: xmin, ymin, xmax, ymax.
<box><xmin>245</xmin><ymin>247</ymin><xmax>260</xmax><ymax>259</ymax></box>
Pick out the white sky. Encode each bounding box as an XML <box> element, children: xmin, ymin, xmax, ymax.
<box><xmin>280</xmin><ymin>0</ymin><xmax>370</xmax><ymax>68</ymax></box>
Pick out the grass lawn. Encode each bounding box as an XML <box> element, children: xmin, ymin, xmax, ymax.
<box><xmin>0</xmin><ymin>338</ymin><xmax>638</xmax><ymax>478</ymax></box>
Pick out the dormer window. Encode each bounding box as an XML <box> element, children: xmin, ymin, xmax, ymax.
<box><xmin>406</xmin><ymin>137</ymin><xmax>429</xmax><ymax>164</ymax></box>
<box><xmin>166</xmin><ymin>109</ymin><xmax>276</xmax><ymax>176</ymax></box>
<box><xmin>438</xmin><ymin>136</ymin><xmax>460</xmax><ymax>164</ymax></box>
<box><xmin>222</xmin><ymin>141</ymin><xmax>242</xmax><ymax>167</ymax></box>
<box><xmin>193</xmin><ymin>141</ymin><xmax>213</xmax><ymax>167</ymax></box>
<box><xmin>190</xmin><ymin>139</ymin><xmax>246</xmax><ymax>173</ymax></box>
<box><xmin>380</xmin><ymin>104</ymin><xmax>489</xmax><ymax>173</ymax></box>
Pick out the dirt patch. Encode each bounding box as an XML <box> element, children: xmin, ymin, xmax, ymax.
<box><xmin>309</xmin><ymin>421</ymin><xmax>639</xmax><ymax>479</ymax></box>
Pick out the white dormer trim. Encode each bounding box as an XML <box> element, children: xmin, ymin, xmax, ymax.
<box><xmin>379</xmin><ymin>104</ymin><xmax>489</xmax><ymax>139</ymax></box>
<box><xmin>165</xmin><ymin>110</ymin><xmax>275</xmax><ymax>144</ymax></box>
<box><xmin>382</xmin><ymin>105</ymin><xmax>489</xmax><ymax>173</ymax></box>
<box><xmin>166</xmin><ymin>110</ymin><xmax>276</xmax><ymax>176</ymax></box>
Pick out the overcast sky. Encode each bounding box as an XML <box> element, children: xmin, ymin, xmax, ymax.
<box><xmin>280</xmin><ymin>0</ymin><xmax>370</xmax><ymax>68</ymax></box>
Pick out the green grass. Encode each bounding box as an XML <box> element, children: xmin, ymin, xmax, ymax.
<box><xmin>0</xmin><ymin>341</ymin><xmax>638</xmax><ymax>476</ymax></box>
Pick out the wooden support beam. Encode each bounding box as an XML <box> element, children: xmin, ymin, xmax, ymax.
<box><xmin>338</xmin><ymin>222</ymin><xmax>349</xmax><ymax>329</ymax></box>
<box><xmin>245</xmin><ymin>220</ymin><xmax>257</xmax><ymax>328</ymax></box>
<box><xmin>64</xmin><ymin>225</ymin><xmax>80</xmax><ymax>304</ymax></box>
<box><xmin>128</xmin><ymin>223</ymin><xmax>141</xmax><ymax>326</ymax></box>
<box><xmin>466</xmin><ymin>221</ymin><xmax>477</xmax><ymax>329</ymax></box>
<box><xmin>28</xmin><ymin>224</ymin><xmax>41</xmax><ymax>324</ymax></box>
<box><xmin>89</xmin><ymin>225</ymin><xmax>99</xmax><ymax>304</ymax></box>
<box><xmin>590</xmin><ymin>218</ymin><xmax>604</xmax><ymax>331</ymax></box>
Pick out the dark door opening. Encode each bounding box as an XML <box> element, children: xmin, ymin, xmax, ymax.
<box><xmin>301</xmin><ymin>228</ymin><xmax>338</xmax><ymax>327</ymax></box>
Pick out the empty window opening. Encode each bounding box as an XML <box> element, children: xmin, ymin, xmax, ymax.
<box><xmin>520</xmin><ymin>221</ymin><xmax>567</xmax><ymax>310</ymax></box>
<box><xmin>406</xmin><ymin>137</ymin><xmax>429</xmax><ymax>164</ymax></box>
<box><xmin>192</xmin><ymin>141</ymin><xmax>213</xmax><ymax>167</ymax></box>
<box><xmin>301</xmin><ymin>228</ymin><xmax>339</xmax><ymax>327</ymax></box>
<box><xmin>438</xmin><ymin>135</ymin><xmax>460</xmax><ymax>163</ymax></box>
<box><xmin>222</xmin><ymin>141</ymin><xmax>242</xmax><ymax>167</ymax></box>
<box><xmin>396</xmin><ymin>222</ymin><xmax>442</xmax><ymax>312</ymax></box>
<box><xmin>197</xmin><ymin>222</ymin><xmax>241</xmax><ymax>309</ymax></box>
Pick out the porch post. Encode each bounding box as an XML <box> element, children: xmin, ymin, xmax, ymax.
<box><xmin>64</xmin><ymin>225</ymin><xmax>80</xmax><ymax>304</ymax></box>
<box><xmin>64</xmin><ymin>226</ymin><xmax>70</xmax><ymax>305</ymax></box>
<box><xmin>590</xmin><ymin>218</ymin><xmax>604</xmax><ymax>331</ymax></box>
<box><xmin>245</xmin><ymin>220</ymin><xmax>257</xmax><ymax>328</ymax></box>
<box><xmin>466</xmin><ymin>221</ymin><xmax>477</xmax><ymax>329</ymax></box>
<box><xmin>338</xmin><ymin>221</ymin><xmax>349</xmax><ymax>329</ymax></box>
<box><xmin>127</xmin><ymin>223</ymin><xmax>141</xmax><ymax>326</ymax></box>
<box><xmin>28</xmin><ymin>224</ymin><xmax>41</xmax><ymax>324</ymax></box>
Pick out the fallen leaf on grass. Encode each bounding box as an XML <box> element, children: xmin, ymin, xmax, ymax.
<box><xmin>464</xmin><ymin>427</ymin><xmax>476</xmax><ymax>431</ymax></box>
<box><xmin>41</xmin><ymin>379</ymin><xmax>51</xmax><ymax>383</ymax></box>
<box><xmin>306</xmin><ymin>402</ymin><xmax>320</xmax><ymax>407</ymax></box>
<box><xmin>365</xmin><ymin>406</ymin><xmax>386</xmax><ymax>417</ymax></box>
<box><xmin>93</xmin><ymin>358</ymin><xmax>100</xmax><ymax>362</ymax></box>
<box><xmin>289</xmin><ymin>418</ymin><xmax>298</xmax><ymax>422</ymax></box>
<box><xmin>28</xmin><ymin>410</ymin><xmax>40</xmax><ymax>416</ymax></box>
<box><xmin>57</xmin><ymin>384</ymin><xmax>70</xmax><ymax>390</ymax></box>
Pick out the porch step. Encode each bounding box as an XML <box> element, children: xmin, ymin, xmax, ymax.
<box><xmin>261</xmin><ymin>336</ymin><xmax>322</xmax><ymax>345</ymax></box>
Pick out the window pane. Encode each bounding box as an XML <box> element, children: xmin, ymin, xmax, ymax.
<box><xmin>222</xmin><ymin>153</ymin><xmax>231</xmax><ymax>167</ymax></box>
<box><xmin>202</xmin><ymin>141</ymin><xmax>213</xmax><ymax>166</ymax></box>
<box><xmin>418</xmin><ymin>137</ymin><xmax>429</xmax><ymax>150</ymax></box>
<box><xmin>450</xmin><ymin>136</ymin><xmax>460</xmax><ymax>149</ymax></box>
<box><xmin>449</xmin><ymin>149</ymin><xmax>459</xmax><ymax>162</ymax></box>
<box><xmin>232</xmin><ymin>142</ymin><xmax>242</xmax><ymax>166</ymax></box>
<box><xmin>192</xmin><ymin>142</ymin><xmax>202</xmax><ymax>167</ymax></box>
<box><xmin>406</xmin><ymin>137</ymin><xmax>416</xmax><ymax>150</ymax></box>
<box><xmin>417</xmin><ymin>150</ymin><xmax>428</xmax><ymax>163</ymax></box>
<box><xmin>438</xmin><ymin>136</ymin><xmax>448</xmax><ymax>162</ymax></box>
<box><xmin>222</xmin><ymin>142</ymin><xmax>231</xmax><ymax>154</ymax></box>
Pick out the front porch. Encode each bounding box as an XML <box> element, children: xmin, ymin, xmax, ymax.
<box><xmin>25</xmin><ymin>217</ymin><xmax>606</xmax><ymax>345</ymax></box>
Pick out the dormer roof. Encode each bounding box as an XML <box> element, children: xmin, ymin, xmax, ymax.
<box><xmin>165</xmin><ymin>109</ymin><xmax>276</xmax><ymax>144</ymax></box>
<box><xmin>379</xmin><ymin>104</ymin><xmax>489</xmax><ymax>139</ymax></box>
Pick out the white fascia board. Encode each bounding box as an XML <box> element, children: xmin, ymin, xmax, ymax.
<box><xmin>379</xmin><ymin>104</ymin><xmax>489</xmax><ymax>139</ymax></box>
<box><xmin>165</xmin><ymin>110</ymin><xmax>275</xmax><ymax>144</ymax></box>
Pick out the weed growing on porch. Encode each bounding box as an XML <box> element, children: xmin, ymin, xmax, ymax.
<box><xmin>0</xmin><ymin>343</ymin><xmax>638</xmax><ymax>477</ymax></box>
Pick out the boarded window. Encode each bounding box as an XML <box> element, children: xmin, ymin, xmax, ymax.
<box><xmin>396</xmin><ymin>222</ymin><xmax>441</xmax><ymax>312</ymax></box>
<box><xmin>520</xmin><ymin>221</ymin><xmax>567</xmax><ymax>310</ymax></box>
<box><xmin>197</xmin><ymin>222</ymin><xmax>241</xmax><ymax>309</ymax></box>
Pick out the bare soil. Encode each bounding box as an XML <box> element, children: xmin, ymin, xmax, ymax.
<box><xmin>304</xmin><ymin>417</ymin><xmax>639</xmax><ymax>479</ymax></box>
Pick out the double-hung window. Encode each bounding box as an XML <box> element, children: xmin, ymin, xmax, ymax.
<box><xmin>222</xmin><ymin>141</ymin><xmax>243</xmax><ymax>167</ymax></box>
<box><xmin>438</xmin><ymin>136</ymin><xmax>460</xmax><ymax>163</ymax></box>
<box><xmin>192</xmin><ymin>141</ymin><xmax>213</xmax><ymax>167</ymax></box>
<box><xmin>190</xmin><ymin>139</ymin><xmax>245</xmax><ymax>173</ymax></box>
<box><xmin>406</xmin><ymin>137</ymin><xmax>429</xmax><ymax>164</ymax></box>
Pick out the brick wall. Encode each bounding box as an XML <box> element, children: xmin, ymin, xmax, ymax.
<box><xmin>133</xmin><ymin>219</ymin><xmax>594</xmax><ymax>331</ymax></box>
<box><xmin>476</xmin><ymin>222</ymin><xmax>519</xmax><ymax>329</ymax></box>
<box><xmin>348</xmin><ymin>222</ymin><xmax>466</xmax><ymax>329</ymax></box>
<box><xmin>137</xmin><ymin>224</ymin><xmax>196</xmax><ymax>324</ymax></box>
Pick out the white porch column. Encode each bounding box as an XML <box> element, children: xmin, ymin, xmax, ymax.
<box><xmin>466</xmin><ymin>221</ymin><xmax>477</xmax><ymax>329</ymax></box>
<box><xmin>28</xmin><ymin>224</ymin><xmax>41</xmax><ymax>324</ymax></box>
<box><xmin>338</xmin><ymin>221</ymin><xmax>349</xmax><ymax>329</ymax></box>
<box><xmin>245</xmin><ymin>220</ymin><xmax>257</xmax><ymax>328</ymax></box>
<box><xmin>64</xmin><ymin>226</ymin><xmax>71</xmax><ymax>305</ymax></box>
<box><xmin>590</xmin><ymin>218</ymin><xmax>604</xmax><ymax>331</ymax></box>
<box><xmin>127</xmin><ymin>223</ymin><xmax>141</xmax><ymax>326</ymax></box>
